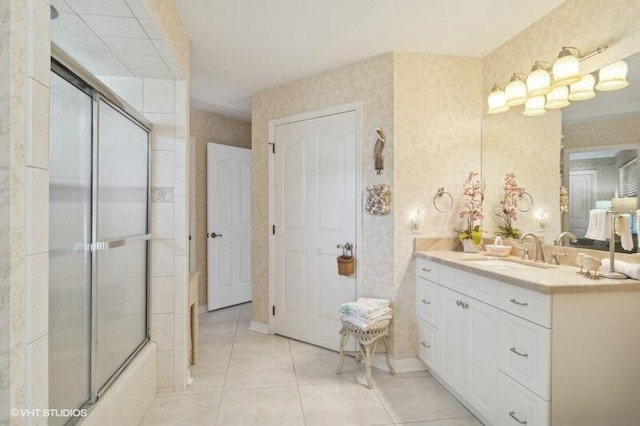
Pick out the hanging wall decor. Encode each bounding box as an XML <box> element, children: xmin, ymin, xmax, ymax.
<box><xmin>374</xmin><ymin>128</ymin><xmax>385</xmax><ymax>174</ymax></box>
<box><xmin>365</xmin><ymin>184</ymin><xmax>391</xmax><ymax>215</ymax></box>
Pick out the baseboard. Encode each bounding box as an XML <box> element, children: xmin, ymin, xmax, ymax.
<box><xmin>370</xmin><ymin>355</ymin><xmax>427</xmax><ymax>373</ymax></box>
<box><xmin>198</xmin><ymin>304</ymin><xmax>207</xmax><ymax>314</ymax></box>
<box><xmin>249</xmin><ymin>321</ymin><xmax>269</xmax><ymax>334</ymax></box>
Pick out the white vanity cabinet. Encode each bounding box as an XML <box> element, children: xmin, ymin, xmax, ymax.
<box><xmin>415</xmin><ymin>253</ymin><xmax>640</xmax><ymax>426</ymax></box>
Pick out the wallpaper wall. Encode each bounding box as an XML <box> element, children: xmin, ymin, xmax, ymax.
<box><xmin>564</xmin><ymin>113</ymin><xmax>640</xmax><ymax>149</ymax></box>
<box><xmin>393</xmin><ymin>53</ymin><xmax>482</xmax><ymax>358</ymax></box>
<box><xmin>189</xmin><ymin>107</ymin><xmax>252</xmax><ymax>306</ymax></box>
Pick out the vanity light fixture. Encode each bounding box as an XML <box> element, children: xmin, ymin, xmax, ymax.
<box><xmin>505</xmin><ymin>73</ymin><xmax>528</xmax><ymax>106</ymax></box>
<box><xmin>545</xmin><ymin>86</ymin><xmax>570</xmax><ymax>109</ymax></box>
<box><xmin>487</xmin><ymin>44</ymin><xmax>610</xmax><ymax>116</ymax></box>
<box><xmin>523</xmin><ymin>96</ymin><xmax>546</xmax><ymax>116</ymax></box>
<box><xmin>595</xmin><ymin>60</ymin><xmax>629</xmax><ymax>91</ymax></box>
<box><xmin>568</xmin><ymin>74</ymin><xmax>596</xmax><ymax>101</ymax></box>
<box><xmin>487</xmin><ymin>84</ymin><xmax>509</xmax><ymax>114</ymax></box>
<box><xmin>526</xmin><ymin>62</ymin><xmax>553</xmax><ymax>97</ymax></box>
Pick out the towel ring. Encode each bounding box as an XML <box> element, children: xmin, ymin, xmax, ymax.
<box><xmin>517</xmin><ymin>192</ymin><xmax>533</xmax><ymax>212</ymax></box>
<box><xmin>433</xmin><ymin>187</ymin><xmax>453</xmax><ymax>213</ymax></box>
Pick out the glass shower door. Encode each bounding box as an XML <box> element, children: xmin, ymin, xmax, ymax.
<box><xmin>49</xmin><ymin>72</ymin><xmax>93</xmax><ymax>423</ymax></box>
<box><xmin>94</xmin><ymin>99</ymin><xmax>150</xmax><ymax>393</ymax></box>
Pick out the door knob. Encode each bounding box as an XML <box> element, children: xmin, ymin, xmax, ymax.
<box><xmin>209</xmin><ymin>232</ymin><xmax>223</xmax><ymax>238</ymax></box>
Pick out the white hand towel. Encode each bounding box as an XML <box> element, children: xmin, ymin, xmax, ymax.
<box><xmin>616</xmin><ymin>214</ymin><xmax>634</xmax><ymax>251</ymax></box>
<box><xmin>584</xmin><ymin>209</ymin><xmax>610</xmax><ymax>241</ymax></box>
<box><xmin>624</xmin><ymin>263</ymin><xmax>640</xmax><ymax>280</ymax></box>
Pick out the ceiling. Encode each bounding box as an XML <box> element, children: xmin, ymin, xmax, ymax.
<box><xmin>50</xmin><ymin>0</ymin><xmax>184</xmax><ymax>80</ymax></box>
<box><xmin>175</xmin><ymin>0</ymin><xmax>566</xmax><ymax>122</ymax></box>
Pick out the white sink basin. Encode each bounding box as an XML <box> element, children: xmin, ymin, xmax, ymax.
<box><xmin>466</xmin><ymin>258</ymin><xmax>552</xmax><ymax>270</ymax></box>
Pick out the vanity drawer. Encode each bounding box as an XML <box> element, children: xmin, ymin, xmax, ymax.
<box><xmin>499</xmin><ymin>283</ymin><xmax>551</xmax><ymax>328</ymax></box>
<box><xmin>416</xmin><ymin>258</ymin><xmax>439</xmax><ymax>283</ymax></box>
<box><xmin>439</xmin><ymin>264</ymin><xmax>499</xmax><ymax>307</ymax></box>
<box><xmin>416</xmin><ymin>277</ymin><xmax>440</xmax><ymax>327</ymax></box>
<box><xmin>499</xmin><ymin>312</ymin><xmax>550</xmax><ymax>400</ymax></box>
<box><xmin>417</xmin><ymin>318</ymin><xmax>440</xmax><ymax>373</ymax></box>
<box><xmin>498</xmin><ymin>372</ymin><xmax>549</xmax><ymax>426</ymax></box>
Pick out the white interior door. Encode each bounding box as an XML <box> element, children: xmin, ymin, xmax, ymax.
<box><xmin>570</xmin><ymin>171</ymin><xmax>596</xmax><ymax>238</ymax></box>
<box><xmin>207</xmin><ymin>143</ymin><xmax>252</xmax><ymax>310</ymax></box>
<box><xmin>273</xmin><ymin>110</ymin><xmax>358</xmax><ymax>351</ymax></box>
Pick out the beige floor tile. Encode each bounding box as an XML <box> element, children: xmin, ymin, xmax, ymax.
<box><xmin>373</xmin><ymin>376</ymin><xmax>472</xmax><ymax>424</ymax></box>
<box><xmin>298</xmin><ymin>382</ymin><xmax>393</xmax><ymax>426</ymax></box>
<box><xmin>216</xmin><ymin>386</ymin><xmax>304</xmax><ymax>426</ymax></box>
<box><xmin>397</xmin><ymin>417</ymin><xmax>483</xmax><ymax>426</ymax></box>
<box><xmin>230</xmin><ymin>328</ymin><xmax>291</xmax><ymax>359</ymax></box>
<box><xmin>362</xmin><ymin>363</ymin><xmax>430</xmax><ymax>382</ymax></box>
<box><xmin>289</xmin><ymin>338</ymin><xmax>334</xmax><ymax>356</ymax></box>
<box><xmin>186</xmin><ymin>361</ymin><xmax>229</xmax><ymax>393</ymax></box>
<box><xmin>225</xmin><ymin>356</ymin><xmax>296</xmax><ymax>390</ymax></box>
<box><xmin>200</xmin><ymin>305</ymin><xmax>242</xmax><ymax>323</ymax></box>
<box><xmin>140</xmin><ymin>392</ymin><xmax>220</xmax><ymax>426</ymax></box>
<box><xmin>293</xmin><ymin>352</ymin><xmax>361</xmax><ymax>385</ymax></box>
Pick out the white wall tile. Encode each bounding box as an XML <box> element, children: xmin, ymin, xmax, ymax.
<box><xmin>174</xmin><ymin>199</ymin><xmax>186</xmax><ymax>229</ymax></box>
<box><xmin>151</xmin><ymin>314</ymin><xmax>174</xmax><ymax>351</ymax></box>
<box><xmin>27</xmin><ymin>0</ymin><xmax>51</xmax><ymax>86</ymax></box>
<box><xmin>151</xmin><ymin>277</ymin><xmax>174</xmax><ymax>314</ymax></box>
<box><xmin>102</xmin><ymin>37</ymin><xmax>155</xmax><ymax>56</ymax></box>
<box><xmin>174</xmin><ymin>81</ymin><xmax>186</xmax><ymax>113</ymax></box>
<box><xmin>26</xmin><ymin>168</ymin><xmax>49</xmax><ymax>255</ymax></box>
<box><xmin>151</xmin><ymin>239</ymin><xmax>174</xmax><ymax>277</ymax></box>
<box><xmin>174</xmin><ymin>138</ymin><xmax>186</xmax><ymax>168</ymax></box>
<box><xmin>145</xmin><ymin>113</ymin><xmax>175</xmax><ymax>150</ymax></box>
<box><xmin>143</xmin><ymin>79</ymin><xmax>174</xmax><ymax>114</ymax></box>
<box><xmin>26</xmin><ymin>253</ymin><xmax>48</xmax><ymax>342</ymax></box>
<box><xmin>150</xmin><ymin>202</ymin><xmax>174</xmax><ymax>240</ymax></box>
<box><xmin>174</xmin><ymin>112</ymin><xmax>186</xmax><ymax>139</ymax></box>
<box><xmin>174</xmin><ymin>226</ymin><xmax>186</xmax><ymax>256</ymax></box>
<box><xmin>174</xmin><ymin>167</ymin><xmax>185</xmax><ymax>197</ymax></box>
<box><xmin>26</xmin><ymin>335</ymin><xmax>48</xmax><ymax>425</ymax></box>
<box><xmin>173</xmin><ymin>268</ymin><xmax>187</xmax><ymax>314</ymax></box>
<box><xmin>109</xmin><ymin>76</ymin><xmax>143</xmax><ymax>112</ymax></box>
<box><xmin>157</xmin><ymin>351</ymin><xmax>174</xmax><ymax>388</ymax></box>
<box><xmin>151</xmin><ymin>150</ymin><xmax>174</xmax><ymax>187</ymax></box>
<box><xmin>26</xmin><ymin>79</ymin><xmax>49</xmax><ymax>170</ymax></box>
<box><xmin>81</xmin><ymin>15</ymin><xmax>146</xmax><ymax>38</ymax></box>
<box><xmin>65</xmin><ymin>0</ymin><xmax>133</xmax><ymax>17</ymax></box>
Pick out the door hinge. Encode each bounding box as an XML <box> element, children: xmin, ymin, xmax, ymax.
<box><xmin>269</xmin><ymin>142</ymin><xmax>275</xmax><ymax>154</ymax></box>
<box><xmin>272</xmin><ymin>305</ymin><xmax>276</xmax><ymax>316</ymax></box>
<box><xmin>272</xmin><ymin>225</ymin><xmax>276</xmax><ymax>235</ymax></box>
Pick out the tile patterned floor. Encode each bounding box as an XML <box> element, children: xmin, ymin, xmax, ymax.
<box><xmin>141</xmin><ymin>303</ymin><xmax>482</xmax><ymax>426</ymax></box>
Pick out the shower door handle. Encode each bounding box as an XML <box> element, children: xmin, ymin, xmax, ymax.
<box><xmin>92</xmin><ymin>233</ymin><xmax>152</xmax><ymax>251</ymax></box>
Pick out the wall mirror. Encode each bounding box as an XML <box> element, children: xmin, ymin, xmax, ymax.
<box><xmin>562</xmin><ymin>51</ymin><xmax>640</xmax><ymax>252</ymax></box>
<box><xmin>482</xmin><ymin>51</ymin><xmax>640</xmax><ymax>251</ymax></box>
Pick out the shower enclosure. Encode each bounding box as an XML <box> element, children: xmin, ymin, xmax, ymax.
<box><xmin>49</xmin><ymin>54</ymin><xmax>151</xmax><ymax>424</ymax></box>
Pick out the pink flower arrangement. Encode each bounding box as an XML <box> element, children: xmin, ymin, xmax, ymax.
<box><xmin>495</xmin><ymin>173</ymin><xmax>525</xmax><ymax>238</ymax></box>
<box><xmin>458</xmin><ymin>172</ymin><xmax>485</xmax><ymax>243</ymax></box>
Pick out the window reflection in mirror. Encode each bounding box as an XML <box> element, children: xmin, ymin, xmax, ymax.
<box><xmin>561</xmin><ymin>51</ymin><xmax>640</xmax><ymax>253</ymax></box>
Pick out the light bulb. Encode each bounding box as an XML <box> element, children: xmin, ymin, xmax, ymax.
<box><xmin>552</xmin><ymin>49</ymin><xmax>581</xmax><ymax>87</ymax></box>
<box><xmin>568</xmin><ymin>74</ymin><xmax>596</xmax><ymax>101</ymax></box>
<box><xmin>487</xmin><ymin>85</ymin><xmax>509</xmax><ymax>114</ymax></box>
<box><xmin>527</xmin><ymin>64</ymin><xmax>552</xmax><ymax>97</ymax></box>
<box><xmin>505</xmin><ymin>75</ymin><xmax>527</xmax><ymax>107</ymax></box>
<box><xmin>546</xmin><ymin>86</ymin><xmax>570</xmax><ymax>109</ymax></box>
<box><xmin>523</xmin><ymin>96</ymin><xmax>546</xmax><ymax>116</ymax></box>
<box><xmin>595</xmin><ymin>60</ymin><xmax>629</xmax><ymax>91</ymax></box>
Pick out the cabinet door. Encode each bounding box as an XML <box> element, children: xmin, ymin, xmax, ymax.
<box><xmin>439</xmin><ymin>286</ymin><xmax>466</xmax><ymax>395</ymax></box>
<box><xmin>465</xmin><ymin>297</ymin><xmax>499</xmax><ymax>425</ymax></box>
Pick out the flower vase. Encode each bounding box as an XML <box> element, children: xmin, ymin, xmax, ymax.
<box><xmin>461</xmin><ymin>239</ymin><xmax>479</xmax><ymax>253</ymax></box>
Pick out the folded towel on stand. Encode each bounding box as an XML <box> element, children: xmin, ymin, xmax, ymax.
<box><xmin>616</xmin><ymin>214</ymin><xmax>634</xmax><ymax>251</ymax></box>
<box><xmin>339</xmin><ymin>297</ymin><xmax>390</xmax><ymax>318</ymax></box>
<box><xmin>585</xmin><ymin>210</ymin><xmax>610</xmax><ymax>241</ymax></box>
<box><xmin>341</xmin><ymin>307</ymin><xmax>393</xmax><ymax>330</ymax></box>
<box><xmin>600</xmin><ymin>258</ymin><xmax>630</xmax><ymax>275</ymax></box>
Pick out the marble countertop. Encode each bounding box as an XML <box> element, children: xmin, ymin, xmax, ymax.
<box><xmin>415</xmin><ymin>250</ymin><xmax>640</xmax><ymax>294</ymax></box>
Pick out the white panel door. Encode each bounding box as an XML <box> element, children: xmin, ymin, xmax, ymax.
<box><xmin>207</xmin><ymin>143</ymin><xmax>252</xmax><ymax>310</ymax></box>
<box><xmin>569</xmin><ymin>171</ymin><xmax>596</xmax><ymax>238</ymax></box>
<box><xmin>273</xmin><ymin>110</ymin><xmax>357</xmax><ymax>350</ymax></box>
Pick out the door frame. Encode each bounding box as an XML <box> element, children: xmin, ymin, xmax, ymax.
<box><xmin>267</xmin><ymin>102</ymin><xmax>363</xmax><ymax>334</ymax></box>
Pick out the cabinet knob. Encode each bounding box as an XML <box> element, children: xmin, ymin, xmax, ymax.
<box><xmin>421</xmin><ymin>341</ymin><xmax>431</xmax><ymax>348</ymax></box>
<box><xmin>421</xmin><ymin>268</ymin><xmax>431</xmax><ymax>272</ymax></box>
<box><xmin>510</xmin><ymin>298</ymin><xmax>528</xmax><ymax>307</ymax></box>
<box><xmin>508</xmin><ymin>411</ymin><xmax>528</xmax><ymax>424</ymax></box>
<box><xmin>421</xmin><ymin>299</ymin><xmax>431</xmax><ymax>305</ymax></box>
<box><xmin>510</xmin><ymin>347</ymin><xmax>529</xmax><ymax>358</ymax></box>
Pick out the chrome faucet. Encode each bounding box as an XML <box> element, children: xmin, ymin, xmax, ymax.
<box><xmin>519</xmin><ymin>233</ymin><xmax>545</xmax><ymax>263</ymax></box>
<box><xmin>554</xmin><ymin>231</ymin><xmax>578</xmax><ymax>246</ymax></box>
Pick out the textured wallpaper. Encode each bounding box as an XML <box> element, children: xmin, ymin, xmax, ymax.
<box><xmin>564</xmin><ymin>114</ymin><xmax>640</xmax><ymax>149</ymax></box>
<box><xmin>190</xmin><ymin>107</ymin><xmax>252</xmax><ymax>306</ymax></box>
<box><xmin>393</xmin><ymin>53</ymin><xmax>482</xmax><ymax>358</ymax></box>
<box><xmin>252</xmin><ymin>53</ymin><xmax>396</xmax><ymax>326</ymax></box>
